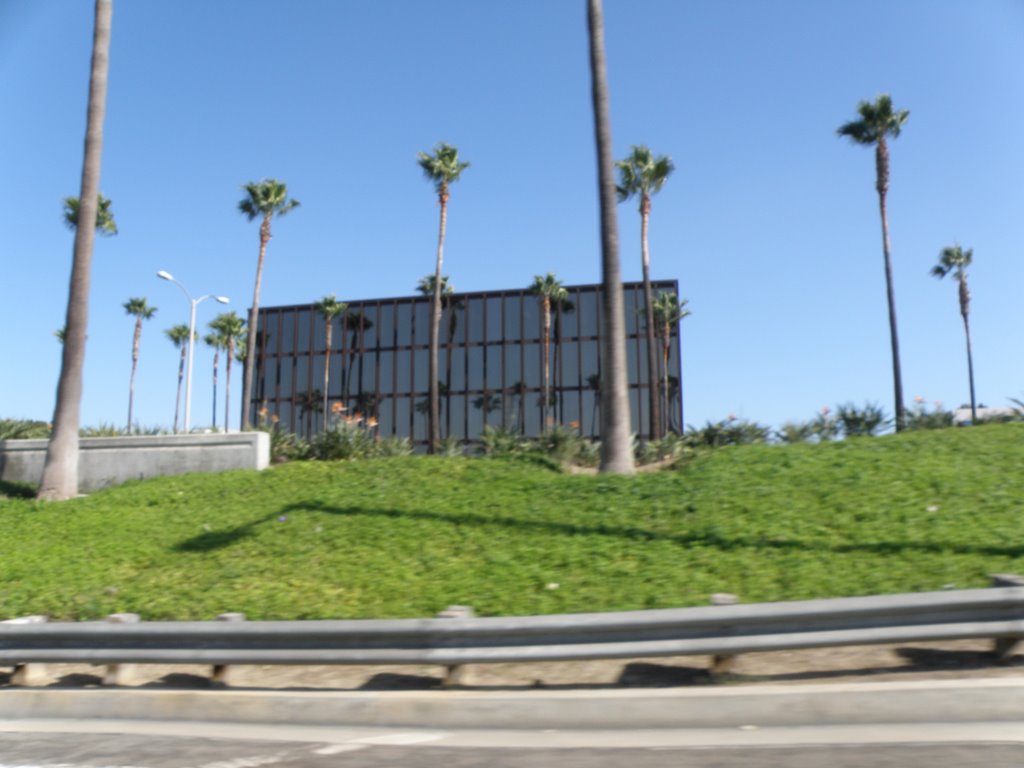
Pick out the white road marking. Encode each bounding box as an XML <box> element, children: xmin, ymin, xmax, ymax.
<box><xmin>312</xmin><ymin>745</ymin><xmax>369</xmax><ymax>755</ymax></box>
<box><xmin>351</xmin><ymin>732</ymin><xmax>445</xmax><ymax>746</ymax></box>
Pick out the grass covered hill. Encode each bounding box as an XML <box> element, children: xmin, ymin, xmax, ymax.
<box><xmin>2</xmin><ymin>423</ymin><xmax>1024</xmax><ymax>621</ymax></box>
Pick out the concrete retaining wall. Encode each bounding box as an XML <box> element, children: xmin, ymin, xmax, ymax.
<box><xmin>0</xmin><ymin>432</ymin><xmax>270</xmax><ymax>493</ymax></box>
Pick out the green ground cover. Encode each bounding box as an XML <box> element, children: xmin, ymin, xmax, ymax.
<box><xmin>2</xmin><ymin>423</ymin><xmax>1023</xmax><ymax>621</ymax></box>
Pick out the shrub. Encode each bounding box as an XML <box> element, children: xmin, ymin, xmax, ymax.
<box><xmin>637</xmin><ymin>432</ymin><xmax>690</xmax><ymax>464</ymax></box>
<box><xmin>906</xmin><ymin>398</ymin><xmax>954</xmax><ymax>431</ymax></box>
<box><xmin>684</xmin><ymin>417</ymin><xmax>771</xmax><ymax>448</ymax></box>
<box><xmin>0</xmin><ymin>419</ymin><xmax>51</xmax><ymax>440</ymax></box>
<box><xmin>836</xmin><ymin>402</ymin><xmax>889</xmax><ymax>437</ymax></box>
<box><xmin>775</xmin><ymin>421</ymin><xmax>815</xmax><ymax>444</ymax></box>
<box><xmin>309</xmin><ymin>416</ymin><xmax>375</xmax><ymax>460</ymax></box>
<box><xmin>478</xmin><ymin>425</ymin><xmax>528</xmax><ymax>457</ymax></box>
<box><xmin>376</xmin><ymin>436</ymin><xmax>413</xmax><ymax>457</ymax></box>
<box><xmin>436</xmin><ymin>435</ymin><xmax>465</xmax><ymax>457</ymax></box>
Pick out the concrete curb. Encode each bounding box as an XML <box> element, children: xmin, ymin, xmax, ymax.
<box><xmin>3</xmin><ymin>679</ymin><xmax>1024</xmax><ymax>730</ymax></box>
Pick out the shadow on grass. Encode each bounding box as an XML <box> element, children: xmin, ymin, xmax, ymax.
<box><xmin>0</xmin><ymin>480</ymin><xmax>36</xmax><ymax>499</ymax></box>
<box><xmin>173</xmin><ymin>499</ymin><xmax>1024</xmax><ymax>560</ymax></box>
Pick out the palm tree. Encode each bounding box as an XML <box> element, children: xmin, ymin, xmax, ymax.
<box><xmin>529</xmin><ymin>274</ymin><xmax>568</xmax><ymax>430</ymax></box>
<box><xmin>203</xmin><ymin>331</ymin><xmax>224</xmax><ymax>430</ymax></box>
<box><xmin>208</xmin><ymin>311</ymin><xmax>246</xmax><ymax>431</ymax></box>
<box><xmin>123</xmin><ymin>297</ymin><xmax>157</xmax><ymax>431</ymax></box>
<box><xmin>586</xmin><ymin>372</ymin><xmax>602</xmax><ymax>437</ymax></box>
<box><xmin>417</xmin><ymin>275</ymin><xmax>462</xmax><ymax>438</ymax></box>
<box><xmin>587</xmin><ymin>0</ymin><xmax>635</xmax><ymax>474</ymax></box>
<box><xmin>38</xmin><ymin>0</ymin><xmax>114</xmax><ymax>501</ymax></box>
<box><xmin>314</xmin><ymin>295</ymin><xmax>347</xmax><ymax>431</ymax></box>
<box><xmin>55</xmin><ymin>326</ymin><xmax>67</xmax><ymax>345</ymax></box>
<box><xmin>616</xmin><ymin>145</ymin><xmax>674</xmax><ymax>441</ymax></box>
<box><xmin>238</xmin><ymin>179</ymin><xmax>299</xmax><ymax>430</ymax></box>
<box><xmin>552</xmin><ymin>295</ymin><xmax>575</xmax><ymax>423</ymax></box>
<box><xmin>838</xmin><ymin>94</ymin><xmax>910</xmax><ymax>431</ymax></box>
<box><xmin>932</xmin><ymin>244</ymin><xmax>977</xmax><ymax>423</ymax></box>
<box><xmin>342</xmin><ymin>310</ymin><xmax>373</xmax><ymax>404</ymax></box>
<box><xmin>165</xmin><ymin>324</ymin><xmax>193</xmax><ymax>433</ymax></box>
<box><xmin>62</xmin><ymin>194</ymin><xmax>117</xmax><ymax>235</ymax></box>
<box><xmin>417</xmin><ymin>142</ymin><xmax>469</xmax><ymax>452</ymax></box>
<box><xmin>297</xmin><ymin>389</ymin><xmax>323</xmax><ymax>438</ymax></box>
<box><xmin>651</xmin><ymin>292</ymin><xmax>690</xmax><ymax>435</ymax></box>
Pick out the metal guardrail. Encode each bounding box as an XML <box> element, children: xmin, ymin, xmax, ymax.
<box><xmin>2</xmin><ymin>586</ymin><xmax>1023</xmax><ymax>669</ymax></box>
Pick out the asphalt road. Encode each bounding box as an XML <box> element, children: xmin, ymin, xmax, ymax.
<box><xmin>5</xmin><ymin>730</ymin><xmax>1024</xmax><ymax>768</ymax></box>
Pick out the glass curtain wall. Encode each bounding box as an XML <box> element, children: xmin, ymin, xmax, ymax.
<box><xmin>249</xmin><ymin>280</ymin><xmax>682</xmax><ymax>446</ymax></box>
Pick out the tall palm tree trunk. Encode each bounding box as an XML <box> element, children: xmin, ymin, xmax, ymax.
<box><xmin>587</xmin><ymin>0</ymin><xmax>634</xmax><ymax>475</ymax></box>
<box><xmin>639</xmin><ymin>202</ymin><xmax>661</xmax><ymax>440</ymax></box>
<box><xmin>211</xmin><ymin>349</ymin><xmax>219</xmax><ymax>429</ymax></box>
<box><xmin>428</xmin><ymin>193</ymin><xmax>448</xmax><ymax>452</ymax></box>
<box><xmin>541</xmin><ymin>298</ymin><xmax>551</xmax><ymax>429</ymax></box>
<box><xmin>961</xmin><ymin>299</ymin><xmax>977</xmax><ymax>423</ymax></box>
<box><xmin>444</xmin><ymin>310</ymin><xmax>454</xmax><ymax>440</ymax></box>
<box><xmin>322</xmin><ymin>322</ymin><xmax>333</xmax><ymax>431</ymax></box>
<box><xmin>127</xmin><ymin>317</ymin><xmax>141</xmax><ymax>431</ymax></box>
<box><xmin>173</xmin><ymin>345</ymin><xmax>186</xmax><ymax>433</ymax></box>
<box><xmin>38</xmin><ymin>0</ymin><xmax>113</xmax><ymax>500</ymax></box>
<box><xmin>241</xmin><ymin>217</ymin><xmax>270</xmax><ymax>430</ymax></box>
<box><xmin>875</xmin><ymin>137</ymin><xmax>905</xmax><ymax>432</ymax></box>
<box><xmin>224</xmin><ymin>339</ymin><xmax>234</xmax><ymax>432</ymax></box>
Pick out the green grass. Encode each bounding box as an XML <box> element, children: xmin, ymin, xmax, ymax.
<box><xmin>3</xmin><ymin>423</ymin><xmax>1024</xmax><ymax>621</ymax></box>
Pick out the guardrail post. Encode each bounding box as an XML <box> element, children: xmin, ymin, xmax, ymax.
<box><xmin>102</xmin><ymin>613</ymin><xmax>140</xmax><ymax>686</ymax></box>
<box><xmin>991</xmin><ymin>574</ymin><xmax>1024</xmax><ymax>659</ymax></box>
<box><xmin>437</xmin><ymin>605</ymin><xmax>475</xmax><ymax>687</ymax></box>
<box><xmin>211</xmin><ymin>613</ymin><xmax>246</xmax><ymax>685</ymax></box>
<box><xmin>5</xmin><ymin>616</ymin><xmax>48</xmax><ymax>687</ymax></box>
<box><xmin>709</xmin><ymin>593</ymin><xmax>739</xmax><ymax>676</ymax></box>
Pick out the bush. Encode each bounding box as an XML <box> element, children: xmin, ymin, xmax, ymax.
<box><xmin>0</xmin><ymin>419</ymin><xmax>50</xmax><ymax>440</ymax></box>
<box><xmin>684</xmin><ymin>417</ymin><xmax>771</xmax><ymax>448</ymax></box>
<box><xmin>906</xmin><ymin>399</ymin><xmax>954</xmax><ymax>431</ymax></box>
<box><xmin>478</xmin><ymin>425</ymin><xmax>528</xmax><ymax>457</ymax></box>
<box><xmin>309</xmin><ymin>415</ymin><xmax>376</xmax><ymax>460</ymax></box>
<box><xmin>637</xmin><ymin>432</ymin><xmax>690</xmax><ymax>464</ymax></box>
<box><xmin>836</xmin><ymin>402</ymin><xmax>889</xmax><ymax>437</ymax></box>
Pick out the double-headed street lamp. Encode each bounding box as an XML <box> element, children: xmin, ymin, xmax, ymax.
<box><xmin>157</xmin><ymin>270</ymin><xmax>229</xmax><ymax>433</ymax></box>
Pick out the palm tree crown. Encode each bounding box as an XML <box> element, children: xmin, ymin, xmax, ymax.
<box><xmin>123</xmin><ymin>297</ymin><xmax>156</xmax><ymax>321</ymax></box>
<box><xmin>63</xmin><ymin>194</ymin><xmax>118</xmax><ymax>235</ymax></box>
<box><xmin>238</xmin><ymin>180</ymin><xmax>300</xmax><ymax>222</ymax></box>
<box><xmin>616</xmin><ymin>146</ymin><xmax>674</xmax><ymax>211</ymax></box>
<box><xmin>651</xmin><ymin>291</ymin><xmax>690</xmax><ymax>327</ymax></box>
<box><xmin>417</xmin><ymin>143</ymin><xmax>470</xmax><ymax>201</ymax></box>
<box><xmin>836</xmin><ymin>95</ymin><xmax>909</xmax><ymax>146</ymax></box>
<box><xmin>932</xmin><ymin>244</ymin><xmax>972</xmax><ymax>283</ymax></box>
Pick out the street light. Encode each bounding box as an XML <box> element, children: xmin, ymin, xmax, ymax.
<box><xmin>157</xmin><ymin>270</ymin><xmax>229</xmax><ymax>433</ymax></box>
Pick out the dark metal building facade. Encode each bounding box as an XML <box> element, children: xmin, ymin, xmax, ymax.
<box><xmin>251</xmin><ymin>280</ymin><xmax>682</xmax><ymax>445</ymax></box>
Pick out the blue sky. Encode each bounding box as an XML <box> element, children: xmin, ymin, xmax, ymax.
<box><xmin>2</xmin><ymin>0</ymin><xmax>1023</xmax><ymax>432</ymax></box>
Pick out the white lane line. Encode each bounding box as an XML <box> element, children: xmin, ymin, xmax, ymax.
<box><xmin>351</xmin><ymin>732</ymin><xmax>445</xmax><ymax>746</ymax></box>
<box><xmin>312</xmin><ymin>745</ymin><xmax>369</xmax><ymax>755</ymax></box>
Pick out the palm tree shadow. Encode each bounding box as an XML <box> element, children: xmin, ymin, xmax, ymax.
<box><xmin>174</xmin><ymin>512</ymin><xmax>282</xmax><ymax>552</ymax></box>
<box><xmin>173</xmin><ymin>499</ymin><xmax>1024</xmax><ymax>559</ymax></box>
<box><xmin>275</xmin><ymin>501</ymin><xmax>1024</xmax><ymax>559</ymax></box>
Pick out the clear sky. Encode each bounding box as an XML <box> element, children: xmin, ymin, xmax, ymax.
<box><xmin>2</xmin><ymin>0</ymin><xmax>1022</xmax><ymax>433</ymax></box>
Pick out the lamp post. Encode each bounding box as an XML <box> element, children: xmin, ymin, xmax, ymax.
<box><xmin>157</xmin><ymin>270</ymin><xmax>229</xmax><ymax>433</ymax></box>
